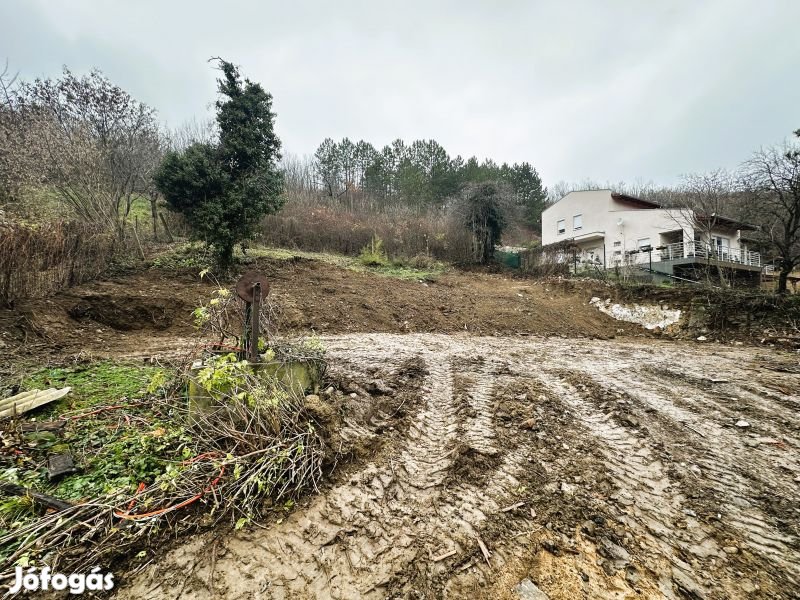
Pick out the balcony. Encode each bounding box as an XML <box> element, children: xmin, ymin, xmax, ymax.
<box><xmin>658</xmin><ymin>241</ymin><xmax>760</xmax><ymax>267</ymax></box>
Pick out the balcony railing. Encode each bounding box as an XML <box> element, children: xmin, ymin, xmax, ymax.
<box><xmin>658</xmin><ymin>241</ymin><xmax>761</xmax><ymax>267</ymax></box>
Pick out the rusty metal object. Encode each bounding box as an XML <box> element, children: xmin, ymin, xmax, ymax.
<box><xmin>236</xmin><ymin>272</ymin><xmax>269</xmax><ymax>361</ymax></box>
<box><xmin>236</xmin><ymin>271</ymin><xmax>270</xmax><ymax>303</ymax></box>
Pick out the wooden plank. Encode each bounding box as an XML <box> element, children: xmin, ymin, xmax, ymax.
<box><xmin>0</xmin><ymin>388</ymin><xmax>71</xmax><ymax>419</ymax></box>
<box><xmin>0</xmin><ymin>390</ymin><xmax>39</xmax><ymax>410</ymax></box>
<box><xmin>19</xmin><ymin>420</ymin><xmax>67</xmax><ymax>433</ymax></box>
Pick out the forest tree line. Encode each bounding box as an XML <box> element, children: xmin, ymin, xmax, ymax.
<box><xmin>1</xmin><ymin>61</ymin><xmax>799</xmax><ymax>288</ymax></box>
<box><xmin>304</xmin><ymin>137</ymin><xmax>547</xmax><ymax>228</ymax></box>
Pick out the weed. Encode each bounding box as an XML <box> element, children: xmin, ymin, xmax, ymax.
<box><xmin>150</xmin><ymin>242</ymin><xmax>213</xmax><ymax>271</ymax></box>
<box><xmin>252</xmin><ymin>246</ymin><xmax>447</xmax><ymax>281</ymax></box>
<box><xmin>358</xmin><ymin>236</ymin><xmax>389</xmax><ymax>267</ymax></box>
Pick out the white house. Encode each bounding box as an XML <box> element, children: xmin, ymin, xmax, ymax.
<box><xmin>540</xmin><ymin>190</ymin><xmax>761</xmax><ymax>280</ymax></box>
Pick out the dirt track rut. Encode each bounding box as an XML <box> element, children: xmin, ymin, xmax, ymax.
<box><xmin>118</xmin><ymin>334</ymin><xmax>800</xmax><ymax>600</ymax></box>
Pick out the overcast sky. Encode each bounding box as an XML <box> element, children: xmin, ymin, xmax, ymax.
<box><xmin>3</xmin><ymin>0</ymin><xmax>798</xmax><ymax>186</ymax></box>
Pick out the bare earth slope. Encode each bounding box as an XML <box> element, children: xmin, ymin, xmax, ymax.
<box><xmin>1</xmin><ymin>258</ymin><xmax>623</xmax><ymax>359</ymax></box>
<box><xmin>117</xmin><ymin>334</ymin><xmax>800</xmax><ymax>600</ymax></box>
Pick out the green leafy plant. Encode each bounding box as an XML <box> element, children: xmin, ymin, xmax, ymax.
<box><xmin>358</xmin><ymin>235</ymin><xmax>389</xmax><ymax>266</ymax></box>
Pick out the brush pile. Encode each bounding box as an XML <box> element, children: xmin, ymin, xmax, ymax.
<box><xmin>0</xmin><ymin>347</ymin><xmax>328</xmax><ymax>582</ymax></box>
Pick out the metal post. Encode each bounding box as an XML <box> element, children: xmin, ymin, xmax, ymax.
<box><xmin>250</xmin><ymin>282</ymin><xmax>261</xmax><ymax>363</ymax></box>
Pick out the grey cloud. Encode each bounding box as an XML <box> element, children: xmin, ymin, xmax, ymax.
<box><xmin>2</xmin><ymin>0</ymin><xmax>798</xmax><ymax>186</ymax></box>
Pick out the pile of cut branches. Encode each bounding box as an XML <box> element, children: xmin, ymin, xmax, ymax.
<box><xmin>0</xmin><ymin>351</ymin><xmax>327</xmax><ymax>581</ymax></box>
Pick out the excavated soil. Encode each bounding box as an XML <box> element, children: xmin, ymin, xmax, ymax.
<box><xmin>0</xmin><ymin>258</ymin><xmax>624</xmax><ymax>361</ymax></box>
<box><xmin>115</xmin><ymin>334</ymin><xmax>800</xmax><ymax>600</ymax></box>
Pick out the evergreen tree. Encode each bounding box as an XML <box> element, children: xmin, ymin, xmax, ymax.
<box><xmin>461</xmin><ymin>182</ymin><xmax>508</xmax><ymax>263</ymax></box>
<box><xmin>156</xmin><ymin>60</ymin><xmax>283</xmax><ymax>266</ymax></box>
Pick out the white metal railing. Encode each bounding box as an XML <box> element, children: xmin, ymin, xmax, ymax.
<box><xmin>658</xmin><ymin>241</ymin><xmax>760</xmax><ymax>267</ymax></box>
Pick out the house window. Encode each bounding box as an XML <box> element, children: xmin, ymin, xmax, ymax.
<box><xmin>573</xmin><ymin>214</ymin><xmax>583</xmax><ymax>230</ymax></box>
<box><xmin>613</xmin><ymin>241</ymin><xmax>621</xmax><ymax>247</ymax></box>
<box><xmin>557</xmin><ymin>219</ymin><xmax>565</xmax><ymax>235</ymax></box>
<box><xmin>637</xmin><ymin>238</ymin><xmax>651</xmax><ymax>250</ymax></box>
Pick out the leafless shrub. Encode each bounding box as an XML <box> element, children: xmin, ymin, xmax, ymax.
<box><xmin>0</xmin><ymin>221</ymin><xmax>116</xmax><ymax>306</ymax></box>
<box><xmin>520</xmin><ymin>239</ymin><xmax>571</xmax><ymax>277</ymax></box>
<box><xmin>260</xmin><ymin>190</ymin><xmax>475</xmax><ymax>263</ymax></box>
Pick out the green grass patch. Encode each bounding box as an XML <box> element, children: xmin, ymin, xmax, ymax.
<box><xmin>149</xmin><ymin>241</ymin><xmax>213</xmax><ymax>271</ymax></box>
<box><xmin>249</xmin><ymin>246</ymin><xmax>448</xmax><ymax>281</ymax></box>
<box><xmin>4</xmin><ymin>361</ymin><xmax>183</xmax><ymax>508</ymax></box>
<box><xmin>22</xmin><ymin>361</ymin><xmax>158</xmax><ymax>416</ymax></box>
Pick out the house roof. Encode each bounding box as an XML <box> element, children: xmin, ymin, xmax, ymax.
<box><xmin>546</xmin><ymin>189</ymin><xmax>661</xmax><ymax>210</ymax></box>
<box><xmin>610</xmin><ymin>193</ymin><xmax>661</xmax><ymax>209</ymax></box>
<box><xmin>696</xmin><ymin>214</ymin><xmax>757</xmax><ymax>231</ymax></box>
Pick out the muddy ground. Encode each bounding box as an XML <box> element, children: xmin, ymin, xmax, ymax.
<box><xmin>1</xmin><ymin>258</ymin><xmax>799</xmax><ymax>599</ymax></box>
<box><xmin>113</xmin><ymin>334</ymin><xmax>800</xmax><ymax>600</ymax></box>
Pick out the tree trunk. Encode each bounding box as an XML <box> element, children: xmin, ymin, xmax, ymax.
<box><xmin>219</xmin><ymin>243</ymin><xmax>235</xmax><ymax>269</ymax></box>
<box><xmin>778</xmin><ymin>269</ymin><xmax>790</xmax><ymax>294</ymax></box>
<box><xmin>150</xmin><ymin>196</ymin><xmax>159</xmax><ymax>241</ymax></box>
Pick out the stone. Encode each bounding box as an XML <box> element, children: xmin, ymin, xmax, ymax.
<box><xmin>696</xmin><ymin>336</ymin><xmax>708</xmax><ymax>341</ymax></box>
<box><xmin>735</xmin><ymin>420</ymin><xmax>750</xmax><ymax>428</ymax></box>
<box><xmin>598</xmin><ymin>538</ymin><xmax>631</xmax><ymax>563</ymax></box>
<box><xmin>520</xmin><ymin>418</ymin><xmax>537</xmax><ymax>430</ymax></box>
<box><xmin>619</xmin><ymin>413</ymin><xmax>640</xmax><ymax>428</ymax></box>
<box><xmin>722</xmin><ymin>546</ymin><xmax>738</xmax><ymax>554</ymax></box>
<box><xmin>560</xmin><ymin>482</ymin><xmax>576</xmax><ymax>496</ymax></box>
<box><xmin>514</xmin><ymin>578</ymin><xmax>549</xmax><ymax>600</ymax></box>
<box><xmin>580</xmin><ymin>520</ymin><xmax>596</xmax><ymax>536</ymax></box>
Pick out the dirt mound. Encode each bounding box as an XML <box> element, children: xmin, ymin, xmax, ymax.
<box><xmin>68</xmin><ymin>294</ymin><xmax>180</xmax><ymax>330</ymax></box>
<box><xmin>2</xmin><ymin>257</ymin><xmax>628</xmax><ymax>359</ymax></box>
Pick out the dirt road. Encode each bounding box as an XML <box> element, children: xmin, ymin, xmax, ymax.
<box><xmin>118</xmin><ymin>334</ymin><xmax>800</xmax><ymax>600</ymax></box>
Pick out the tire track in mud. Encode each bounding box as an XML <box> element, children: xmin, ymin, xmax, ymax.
<box><xmin>116</xmin><ymin>334</ymin><xmax>800</xmax><ymax>600</ymax></box>
<box><xmin>535</xmin><ymin>371</ymin><xmax>707</xmax><ymax>600</ymax></box>
<box><xmin>598</xmin><ymin>370</ymin><xmax>800</xmax><ymax>582</ymax></box>
<box><xmin>119</xmin><ymin>337</ymin><xmax>533</xmax><ymax>599</ymax></box>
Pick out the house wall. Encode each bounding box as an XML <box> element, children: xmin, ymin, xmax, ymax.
<box><xmin>542</xmin><ymin>190</ymin><xmax>612</xmax><ymax>247</ymax></box>
<box><xmin>541</xmin><ymin>191</ymin><xmax>746</xmax><ymax>267</ymax></box>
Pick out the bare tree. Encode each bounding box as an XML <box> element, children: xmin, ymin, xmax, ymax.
<box><xmin>0</xmin><ymin>60</ymin><xmax>44</xmax><ymax>204</ymax></box>
<box><xmin>134</xmin><ymin>129</ymin><xmax>167</xmax><ymax>239</ymax></box>
<box><xmin>165</xmin><ymin>116</ymin><xmax>217</xmax><ymax>151</ymax></box>
<box><xmin>671</xmin><ymin>169</ymin><xmax>742</xmax><ymax>284</ymax></box>
<box><xmin>12</xmin><ymin>68</ymin><xmax>159</xmax><ymax>235</ymax></box>
<box><xmin>742</xmin><ymin>134</ymin><xmax>800</xmax><ymax>293</ymax></box>
<box><xmin>281</xmin><ymin>152</ymin><xmax>317</xmax><ymax>195</ymax></box>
